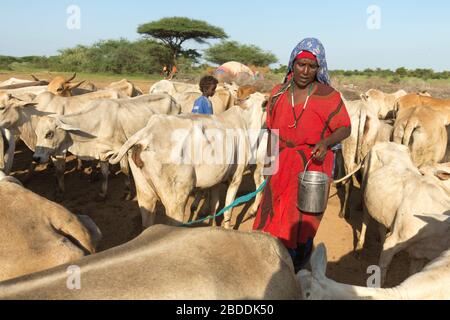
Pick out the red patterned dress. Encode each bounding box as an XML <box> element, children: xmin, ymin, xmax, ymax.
<box><xmin>253</xmin><ymin>82</ymin><xmax>351</xmax><ymax>249</ymax></box>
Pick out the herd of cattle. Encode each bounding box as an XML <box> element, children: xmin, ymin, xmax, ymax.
<box><xmin>0</xmin><ymin>74</ymin><xmax>449</xmax><ymax>299</ymax></box>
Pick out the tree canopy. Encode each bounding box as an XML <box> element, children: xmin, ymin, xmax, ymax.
<box><xmin>204</xmin><ymin>41</ymin><xmax>278</xmax><ymax>67</ymax></box>
<box><xmin>49</xmin><ymin>39</ymin><xmax>172</xmax><ymax>74</ymax></box>
<box><xmin>137</xmin><ymin>17</ymin><xmax>227</xmax><ymax>64</ymax></box>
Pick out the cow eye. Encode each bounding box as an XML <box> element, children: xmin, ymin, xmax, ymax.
<box><xmin>0</xmin><ymin>106</ymin><xmax>5</xmax><ymax>111</ymax></box>
<box><xmin>57</xmin><ymin>87</ymin><xmax>64</xmax><ymax>92</ymax></box>
<box><xmin>45</xmin><ymin>131</ymin><xmax>54</xmax><ymax>139</ymax></box>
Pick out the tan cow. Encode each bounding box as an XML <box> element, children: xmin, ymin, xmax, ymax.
<box><xmin>0</xmin><ymin>171</ymin><xmax>101</xmax><ymax>282</ymax></box>
<box><xmin>0</xmin><ymin>225</ymin><xmax>300</xmax><ymax>300</ymax></box>
<box><xmin>394</xmin><ymin>94</ymin><xmax>450</xmax><ymax>115</ymax></box>
<box><xmin>237</xmin><ymin>85</ymin><xmax>258</xmax><ymax>101</ymax></box>
<box><xmin>47</xmin><ymin>73</ymin><xmax>86</xmax><ymax>97</ymax></box>
<box><xmin>360</xmin><ymin>89</ymin><xmax>407</xmax><ymax>120</ymax></box>
<box><xmin>393</xmin><ymin>105</ymin><xmax>450</xmax><ymax>167</ymax></box>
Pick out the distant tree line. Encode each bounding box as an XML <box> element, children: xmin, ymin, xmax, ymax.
<box><xmin>1</xmin><ymin>39</ymin><xmax>173</xmax><ymax>74</ymax></box>
<box><xmin>331</xmin><ymin>68</ymin><xmax>450</xmax><ymax>80</ymax></box>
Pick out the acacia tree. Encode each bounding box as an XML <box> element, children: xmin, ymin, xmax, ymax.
<box><xmin>137</xmin><ymin>17</ymin><xmax>227</xmax><ymax>66</ymax></box>
<box><xmin>204</xmin><ymin>41</ymin><xmax>278</xmax><ymax>67</ymax></box>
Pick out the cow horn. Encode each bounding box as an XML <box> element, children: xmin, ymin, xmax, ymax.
<box><xmin>31</xmin><ymin>74</ymin><xmax>40</xmax><ymax>81</ymax></box>
<box><xmin>66</xmin><ymin>73</ymin><xmax>77</xmax><ymax>83</ymax></box>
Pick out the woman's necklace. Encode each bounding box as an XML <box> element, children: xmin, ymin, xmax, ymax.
<box><xmin>288</xmin><ymin>82</ymin><xmax>314</xmax><ymax>129</ymax></box>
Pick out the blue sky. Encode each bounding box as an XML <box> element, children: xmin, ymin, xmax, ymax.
<box><xmin>1</xmin><ymin>0</ymin><xmax>449</xmax><ymax>70</ymax></box>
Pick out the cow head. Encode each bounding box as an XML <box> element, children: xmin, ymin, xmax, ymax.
<box><xmin>47</xmin><ymin>73</ymin><xmax>85</xmax><ymax>97</ymax></box>
<box><xmin>296</xmin><ymin>243</ymin><xmax>329</xmax><ymax>300</ymax></box>
<box><xmin>33</xmin><ymin>116</ymin><xmax>81</xmax><ymax>164</ymax></box>
<box><xmin>0</xmin><ymin>93</ymin><xmax>37</xmax><ymax>128</ymax></box>
<box><xmin>419</xmin><ymin>163</ymin><xmax>450</xmax><ymax>194</ymax></box>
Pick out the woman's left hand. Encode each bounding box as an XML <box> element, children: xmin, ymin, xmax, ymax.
<box><xmin>312</xmin><ymin>141</ymin><xmax>328</xmax><ymax>162</ymax></box>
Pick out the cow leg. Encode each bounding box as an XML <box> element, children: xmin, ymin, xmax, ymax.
<box><xmin>222</xmin><ymin>168</ymin><xmax>244</xmax><ymax>229</ymax></box>
<box><xmin>96</xmin><ymin>161</ymin><xmax>109</xmax><ymax>201</ymax></box>
<box><xmin>379</xmin><ymin>233</ymin><xmax>410</xmax><ymax>286</ymax></box>
<box><xmin>163</xmin><ymin>189</ymin><xmax>190</xmax><ymax>226</ymax></box>
<box><xmin>340</xmin><ymin>178</ymin><xmax>353</xmax><ymax>219</ymax></box>
<box><xmin>127</xmin><ymin>156</ymin><xmax>158</xmax><ymax>228</ymax></box>
<box><xmin>76</xmin><ymin>158</ymin><xmax>83</xmax><ymax>171</ymax></box>
<box><xmin>136</xmin><ymin>185</ymin><xmax>158</xmax><ymax>228</ymax></box>
<box><xmin>53</xmin><ymin>156</ymin><xmax>66</xmax><ymax>202</ymax></box>
<box><xmin>2</xmin><ymin>129</ymin><xmax>15</xmax><ymax>174</ymax></box>
<box><xmin>356</xmin><ymin>204</ymin><xmax>371</xmax><ymax>251</ymax></box>
<box><xmin>120</xmin><ymin>157</ymin><xmax>132</xmax><ymax>200</ymax></box>
<box><xmin>190</xmin><ymin>190</ymin><xmax>204</xmax><ymax>215</ymax></box>
<box><xmin>210</xmin><ymin>186</ymin><xmax>221</xmax><ymax>227</ymax></box>
<box><xmin>247</xmin><ymin>165</ymin><xmax>265</xmax><ymax>218</ymax></box>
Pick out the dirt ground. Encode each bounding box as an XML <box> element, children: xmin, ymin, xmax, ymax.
<box><xmin>10</xmin><ymin>142</ymin><xmax>409</xmax><ymax>288</ymax></box>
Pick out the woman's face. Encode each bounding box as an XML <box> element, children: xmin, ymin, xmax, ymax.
<box><xmin>293</xmin><ymin>58</ymin><xmax>319</xmax><ymax>88</ymax></box>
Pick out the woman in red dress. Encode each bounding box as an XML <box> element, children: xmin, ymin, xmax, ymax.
<box><xmin>253</xmin><ymin>38</ymin><xmax>351</xmax><ymax>271</ymax></box>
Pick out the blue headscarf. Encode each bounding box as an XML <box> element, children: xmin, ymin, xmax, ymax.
<box><xmin>284</xmin><ymin>38</ymin><xmax>331</xmax><ymax>86</ymax></box>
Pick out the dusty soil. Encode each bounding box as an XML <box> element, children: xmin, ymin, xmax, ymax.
<box><xmin>10</xmin><ymin>142</ymin><xmax>408</xmax><ymax>288</ymax></box>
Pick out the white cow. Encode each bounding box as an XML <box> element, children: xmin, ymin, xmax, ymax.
<box><xmin>0</xmin><ymin>225</ymin><xmax>300</xmax><ymax>300</ymax></box>
<box><xmin>0</xmin><ymin>170</ymin><xmax>101</xmax><ymax>282</ymax></box>
<box><xmin>106</xmin><ymin>79</ymin><xmax>143</xmax><ymax>97</ymax></box>
<box><xmin>360</xmin><ymin>142</ymin><xmax>450</xmax><ymax>283</ymax></box>
<box><xmin>339</xmin><ymin>99</ymin><xmax>380</xmax><ymax>218</ymax></box>
<box><xmin>150</xmin><ymin>80</ymin><xmax>236</xmax><ymax>114</ymax></box>
<box><xmin>299</xmin><ymin>240</ymin><xmax>450</xmax><ymax>300</ymax></box>
<box><xmin>0</xmin><ymin>90</ymin><xmax>122</xmax><ymax>198</ymax></box>
<box><xmin>149</xmin><ymin>80</ymin><xmax>199</xmax><ymax>96</ymax></box>
<box><xmin>0</xmin><ymin>78</ymin><xmax>34</xmax><ymax>87</ymax></box>
<box><xmin>109</xmin><ymin>93</ymin><xmax>267</xmax><ymax>229</ymax></box>
<box><xmin>32</xmin><ymin>94</ymin><xmax>181</xmax><ymax>200</ymax></box>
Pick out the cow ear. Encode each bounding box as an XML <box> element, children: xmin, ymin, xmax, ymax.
<box><xmin>50</xmin><ymin>115</ymin><xmax>81</xmax><ymax>132</ymax></box>
<box><xmin>310</xmin><ymin>243</ymin><xmax>327</xmax><ymax>280</ymax></box>
<box><xmin>57</xmin><ymin>121</ymin><xmax>82</xmax><ymax>132</ymax></box>
<box><xmin>22</xmin><ymin>102</ymin><xmax>38</xmax><ymax>108</ymax></box>
<box><xmin>436</xmin><ymin>170</ymin><xmax>450</xmax><ymax>181</ymax></box>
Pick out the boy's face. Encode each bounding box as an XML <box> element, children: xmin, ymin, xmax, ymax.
<box><xmin>203</xmin><ymin>84</ymin><xmax>217</xmax><ymax>97</ymax></box>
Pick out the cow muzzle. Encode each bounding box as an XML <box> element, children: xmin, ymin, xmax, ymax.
<box><xmin>33</xmin><ymin>147</ymin><xmax>52</xmax><ymax>164</ymax></box>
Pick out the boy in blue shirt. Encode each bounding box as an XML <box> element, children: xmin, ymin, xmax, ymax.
<box><xmin>192</xmin><ymin>76</ymin><xmax>218</xmax><ymax>115</ymax></box>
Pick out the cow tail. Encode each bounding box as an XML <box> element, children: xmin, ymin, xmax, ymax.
<box><xmin>108</xmin><ymin>121</ymin><xmax>155</xmax><ymax>165</ymax></box>
<box><xmin>403</xmin><ymin>119</ymin><xmax>419</xmax><ymax>147</ymax></box>
<box><xmin>356</xmin><ymin>107</ymin><xmax>367</xmax><ymax>164</ymax></box>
